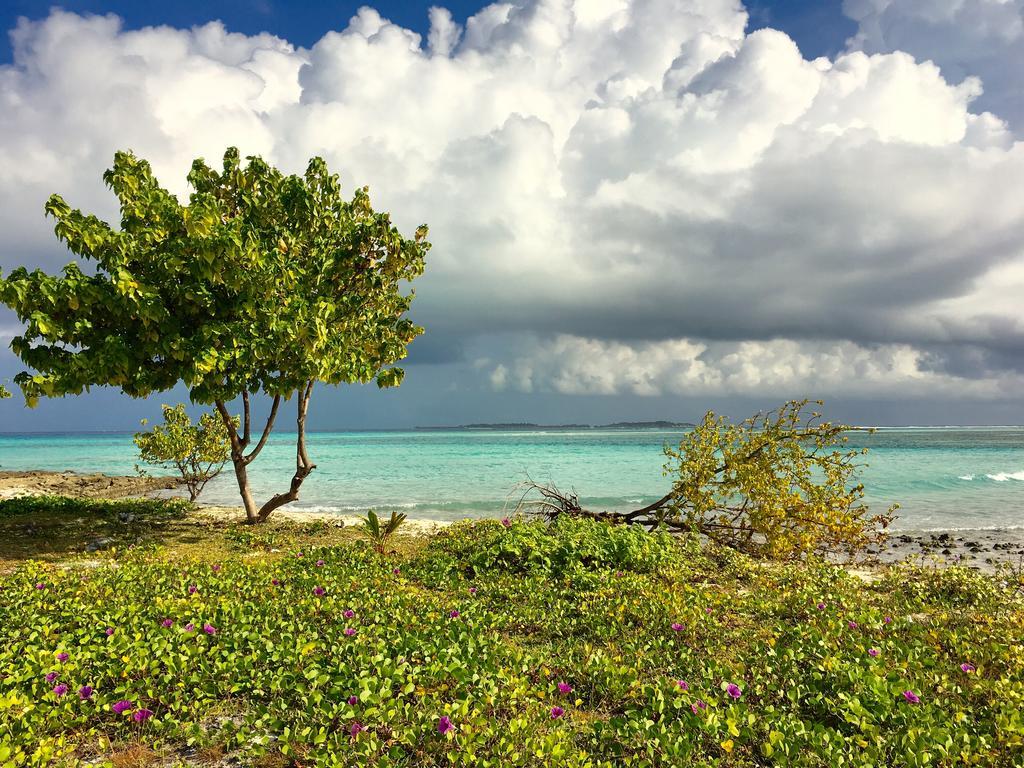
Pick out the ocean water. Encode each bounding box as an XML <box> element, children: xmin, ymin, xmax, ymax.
<box><xmin>0</xmin><ymin>428</ymin><xmax>1022</xmax><ymax>532</ymax></box>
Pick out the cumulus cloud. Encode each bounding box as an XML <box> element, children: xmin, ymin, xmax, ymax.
<box><xmin>0</xmin><ymin>1</ymin><xmax>1022</xmax><ymax>402</ymax></box>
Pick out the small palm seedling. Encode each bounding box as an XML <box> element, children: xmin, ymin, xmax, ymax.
<box><xmin>361</xmin><ymin>509</ymin><xmax>407</xmax><ymax>554</ymax></box>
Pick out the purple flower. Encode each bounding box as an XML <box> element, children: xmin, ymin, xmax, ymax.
<box><xmin>550</xmin><ymin>706</ymin><xmax>565</xmax><ymax>719</ymax></box>
<box><xmin>343</xmin><ymin>609</ymin><xmax>355</xmax><ymax>619</ymax></box>
<box><xmin>271</xmin><ymin>578</ymin><xmax>281</xmax><ymax>586</ymax></box>
<box><xmin>960</xmin><ymin>663</ymin><xmax>976</xmax><ymax>673</ymax></box>
<box><xmin>184</xmin><ymin>623</ymin><xmax>195</xmax><ymax>633</ymax></box>
<box><xmin>449</xmin><ymin>610</ymin><xmax>460</xmax><ymax>619</ymax></box>
<box><xmin>161</xmin><ymin>619</ymin><xmax>174</xmax><ymax>628</ymax></box>
<box><xmin>437</xmin><ymin>716</ymin><xmax>454</xmax><ymax>735</ymax></box>
<box><xmin>469</xmin><ymin>587</ymin><xmax>477</xmax><ymax>595</ymax></box>
<box><xmin>868</xmin><ymin>648</ymin><xmax>880</xmax><ymax>657</ymax></box>
<box><xmin>349</xmin><ymin>721</ymin><xmax>364</xmax><ymax>738</ymax></box>
<box><xmin>348</xmin><ymin>695</ymin><xmax>358</xmax><ymax>706</ymax></box>
<box><xmin>392</xmin><ymin>568</ymin><xmax>401</xmax><ymax>575</ymax></box>
<box><xmin>105</xmin><ymin>627</ymin><xmax>114</xmax><ymax>636</ymax></box>
<box><xmin>45</xmin><ymin>672</ymin><xmax>58</xmax><ymax>684</ymax></box>
<box><xmin>112</xmin><ymin>700</ymin><xmax>133</xmax><ymax>714</ymax></box>
<box><xmin>848</xmin><ymin>621</ymin><xmax>858</xmax><ymax>629</ymax></box>
<box><xmin>676</xmin><ymin>680</ymin><xmax>690</xmax><ymax>691</ymax></box>
<box><xmin>615</xmin><ymin>570</ymin><xmax>623</xmax><ymax>578</ymax></box>
<box><xmin>78</xmin><ymin>685</ymin><xmax>93</xmax><ymax>700</ymax></box>
<box><xmin>133</xmin><ymin>708</ymin><xmax>154</xmax><ymax>722</ymax></box>
<box><xmin>296</xmin><ymin>551</ymin><xmax>304</xmax><ymax>558</ymax></box>
<box><xmin>671</xmin><ymin>622</ymin><xmax>684</xmax><ymax>632</ymax></box>
<box><xmin>316</xmin><ymin>559</ymin><xmax>325</xmax><ymax>567</ymax></box>
<box><xmin>188</xmin><ymin>585</ymin><xmax>197</xmax><ymax>594</ymax></box>
<box><xmin>883</xmin><ymin>616</ymin><xmax>893</xmax><ymax>624</ymax></box>
<box><xmin>34</xmin><ymin>582</ymin><xmax>45</xmax><ymax>590</ymax></box>
<box><xmin>902</xmin><ymin>690</ymin><xmax>920</xmax><ymax>704</ymax></box>
<box><xmin>726</xmin><ymin>683</ymin><xmax>742</xmax><ymax>700</ymax></box>
<box><xmin>816</xmin><ymin>602</ymin><xmax>826</xmax><ymax>610</ymax></box>
<box><xmin>691</xmin><ymin>699</ymin><xmax>707</xmax><ymax>714</ymax></box>
<box><xmin>52</xmin><ymin>684</ymin><xmax>68</xmax><ymax>696</ymax></box>
<box><xmin>705</xmin><ymin>607</ymin><xmax>713</xmax><ymax>614</ymax></box>
<box><xmin>344</xmin><ymin>628</ymin><xmax>356</xmax><ymax>637</ymax></box>
<box><xmin>313</xmin><ymin>586</ymin><xmax>325</xmax><ymax>596</ymax></box>
<box><xmin>203</xmin><ymin>623</ymin><xmax>216</xmax><ymax>635</ymax></box>
<box><xmin>557</xmin><ymin>682</ymin><xmax>573</xmax><ymax>695</ymax></box>
<box><xmin>500</xmin><ymin>517</ymin><xmax>512</xmax><ymax>528</ymax></box>
<box><xmin>56</xmin><ymin>652</ymin><xmax>68</xmax><ymax>662</ymax></box>
<box><xmin>211</xmin><ymin>564</ymin><xmax>221</xmax><ymax>572</ymax></box>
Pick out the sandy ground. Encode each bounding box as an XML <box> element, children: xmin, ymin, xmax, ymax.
<box><xmin>2</xmin><ymin>470</ymin><xmax>1022</xmax><ymax>570</ymax></box>
<box><xmin>0</xmin><ymin>470</ymin><xmax>180</xmax><ymax>500</ymax></box>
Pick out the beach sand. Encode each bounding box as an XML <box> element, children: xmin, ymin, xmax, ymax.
<box><xmin>2</xmin><ymin>470</ymin><xmax>1021</xmax><ymax>570</ymax></box>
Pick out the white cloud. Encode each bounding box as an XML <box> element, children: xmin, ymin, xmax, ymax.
<box><xmin>0</xmin><ymin>1</ymin><xmax>1022</xmax><ymax>403</ymax></box>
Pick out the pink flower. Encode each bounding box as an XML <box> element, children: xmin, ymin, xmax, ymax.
<box><xmin>848</xmin><ymin>621</ymin><xmax>858</xmax><ymax>629</ymax></box>
<box><xmin>960</xmin><ymin>663</ymin><xmax>976</xmax><ymax>673</ymax></box>
<box><xmin>45</xmin><ymin>672</ymin><xmax>58</xmax><ymax>684</ymax></box>
<box><xmin>671</xmin><ymin>623</ymin><xmax>684</xmax><ymax>632</ymax></box>
<box><xmin>316</xmin><ymin>559</ymin><xmax>325</xmax><ymax>567</ymax></box>
<box><xmin>211</xmin><ymin>564</ymin><xmax>221</xmax><ymax>572</ymax></box>
<box><xmin>188</xmin><ymin>585</ymin><xmax>197</xmax><ymax>594</ymax></box>
<box><xmin>271</xmin><ymin>578</ymin><xmax>281</xmax><ymax>586</ymax></box>
<box><xmin>105</xmin><ymin>627</ymin><xmax>114</xmax><ymax>636</ymax></box>
<box><xmin>296</xmin><ymin>551</ymin><xmax>304</xmax><ymax>558</ymax></box>
<box><xmin>902</xmin><ymin>690</ymin><xmax>920</xmax><ymax>704</ymax></box>
<box><xmin>705</xmin><ymin>607</ymin><xmax>713</xmax><ymax>614</ymax></box>
<box><xmin>392</xmin><ymin>567</ymin><xmax>401</xmax><ymax>575</ymax></box>
<box><xmin>726</xmin><ymin>683</ymin><xmax>742</xmax><ymax>700</ymax></box>
<box><xmin>437</xmin><ymin>716</ymin><xmax>454</xmax><ymax>735</ymax></box>
<box><xmin>56</xmin><ymin>653</ymin><xmax>68</xmax><ymax>662</ymax></box>
<box><xmin>868</xmin><ymin>648</ymin><xmax>880</xmax><ymax>657</ymax></box>
<box><xmin>550</xmin><ymin>706</ymin><xmax>565</xmax><ymax>719</ymax></box>
<box><xmin>557</xmin><ymin>682</ymin><xmax>573</xmax><ymax>695</ymax></box>
<box><xmin>449</xmin><ymin>610</ymin><xmax>460</xmax><ymax>618</ymax></box>
<box><xmin>34</xmin><ymin>582</ymin><xmax>45</xmax><ymax>590</ymax></box>
<box><xmin>883</xmin><ymin>616</ymin><xmax>893</xmax><ymax>624</ymax></box>
<box><xmin>133</xmin><ymin>708</ymin><xmax>154</xmax><ymax>722</ymax></box>
<box><xmin>676</xmin><ymin>680</ymin><xmax>689</xmax><ymax>691</ymax></box>
<box><xmin>202</xmin><ymin>623</ymin><xmax>216</xmax><ymax>635</ymax></box>
<box><xmin>469</xmin><ymin>587</ymin><xmax>477</xmax><ymax>595</ymax></box>
<box><xmin>691</xmin><ymin>699</ymin><xmax>707</xmax><ymax>714</ymax></box>
<box><xmin>78</xmin><ymin>685</ymin><xmax>93</xmax><ymax>700</ymax></box>
<box><xmin>52</xmin><ymin>684</ymin><xmax>68</xmax><ymax>696</ymax></box>
<box><xmin>112</xmin><ymin>699</ymin><xmax>133</xmax><ymax>714</ymax></box>
<box><xmin>313</xmin><ymin>586</ymin><xmax>325</xmax><ymax>596</ymax></box>
<box><xmin>500</xmin><ymin>517</ymin><xmax>512</xmax><ymax>528</ymax></box>
<box><xmin>816</xmin><ymin>602</ymin><xmax>826</xmax><ymax>610</ymax></box>
<box><xmin>161</xmin><ymin>619</ymin><xmax>174</xmax><ymax>628</ymax></box>
<box><xmin>349</xmin><ymin>721</ymin><xmax>363</xmax><ymax>738</ymax></box>
<box><xmin>348</xmin><ymin>695</ymin><xmax>358</xmax><ymax>706</ymax></box>
<box><xmin>344</xmin><ymin>628</ymin><xmax>356</xmax><ymax>637</ymax></box>
<box><xmin>184</xmin><ymin>623</ymin><xmax>195</xmax><ymax>633</ymax></box>
<box><xmin>343</xmin><ymin>609</ymin><xmax>355</xmax><ymax>619</ymax></box>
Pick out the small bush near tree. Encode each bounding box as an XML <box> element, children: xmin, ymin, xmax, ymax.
<box><xmin>360</xmin><ymin>509</ymin><xmax>407</xmax><ymax>554</ymax></box>
<box><xmin>134</xmin><ymin>404</ymin><xmax>233</xmax><ymax>502</ymax></box>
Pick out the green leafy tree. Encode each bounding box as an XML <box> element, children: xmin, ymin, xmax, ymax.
<box><xmin>134</xmin><ymin>404</ymin><xmax>234</xmax><ymax>502</ymax></box>
<box><xmin>0</xmin><ymin>148</ymin><xmax>428</xmax><ymax>523</ymax></box>
<box><xmin>0</xmin><ymin>384</ymin><xmax>10</xmax><ymax>399</ymax></box>
<box><xmin>521</xmin><ymin>400</ymin><xmax>897</xmax><ymax>559</ymax></box>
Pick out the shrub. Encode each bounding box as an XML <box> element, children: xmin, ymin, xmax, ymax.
<box><xmin>134</xmin><ymin>404</ymin><xmax>233</xmax><ymax>501</ymax></box>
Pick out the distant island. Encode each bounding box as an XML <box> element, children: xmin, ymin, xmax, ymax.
<box><xmin>414</xmin><ymin>420</ymin><xmax>695</xmax><ymax>431</ymax></box>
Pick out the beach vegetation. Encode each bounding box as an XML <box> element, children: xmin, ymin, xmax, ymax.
<box><xmin>133</xmin><ymin>404</ymin><xmax>233</xmax><ymax>501</ymax></box>
<box><xmin>522</xmin><ymin>400</ymin><xmax>896</xmax><ymax>560</ymax></box>
<box><xmin>360</xmin><ymin>508</ymin><xmax>408</xmax><ymax>554</ymax></box>
<box><xmin>0</xmin><ymin>511</ymin><xmax>1021</xmax><ymax>765</ymax></box>
<box><xmin>0</xmin><ymin>147</ymin><xmax>429</xmax><ymax>524</ymax></box>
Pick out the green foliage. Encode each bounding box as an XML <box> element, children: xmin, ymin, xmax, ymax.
<box><xmin>0</xmin><ymin>147</ymin><xmax>429</xmax><ymax>522</ymax></box>
<box><xmin>134</xmin><ymin>404</ymin><xmax>233</xmax><ymax>501</ymax></box>
<box><xmin>661</xmin><ymin>399</ymin><xmax>896</xmax><ymax>559</ymax></box>
<box><xmin>427</xmin><ymin>516</ymin><xmax>683</xmax><ymax>577</ymax></box>
<box><xmin>360</xmin><ymin>509</ymin><xmax>407</xmax><ymax>554</ymax></box>
<box><xmin>0</xmin><ymin>494</ymin><xmax>190</xmax><ymax>521</ymax></box>
<box><xmin>0</xmin><ymin>383</ymin><xmax>10</xmax><ymax>399</ymax></box>
<box><xmin>1</xmin><ymin>518</ymin><xmax>1022</xmax><ymax>766</ymax></box>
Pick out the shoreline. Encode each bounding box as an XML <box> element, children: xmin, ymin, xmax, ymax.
<box><xmin>2</xmin><ymin>469</ymin><xmax>1023</xmax><ymax>571</ymax></box>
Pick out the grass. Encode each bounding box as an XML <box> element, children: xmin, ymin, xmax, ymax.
<box><xmin>0</xmin><ymin>497</ymin><xmax>1022</xmax><ymax>766</ymax></box>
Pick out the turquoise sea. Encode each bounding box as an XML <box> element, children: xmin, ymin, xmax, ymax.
<box><xmin>1</xmin><ymin>428</ymin><xmax>1022</xmax><ymax>532</ymax></box>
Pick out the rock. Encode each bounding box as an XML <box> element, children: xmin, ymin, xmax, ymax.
<box><xmin>85</xmin><ymin>537</ymin><xmax>114</xmax><ymax>552</ymax></box>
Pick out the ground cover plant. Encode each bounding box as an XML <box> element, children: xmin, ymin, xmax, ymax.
<box><xmin>1</xmin><ymin>510</ymin><xmax>1022</xmax><ymax>766</ymax></box>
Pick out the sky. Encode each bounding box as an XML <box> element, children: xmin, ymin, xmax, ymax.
<box><xmin>1</xmin><ymin>0</ymin><xmax>1023</xmax><ymax>430</ymax></box>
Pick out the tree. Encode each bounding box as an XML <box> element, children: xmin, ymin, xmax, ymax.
<box><xmin>0</xmin><ymin>148</ymin><xmax>428</xmax><ymax>523</ymax></box>
<box><xmin>134</xmin><ymin>404</ymin><xmax>234</xmax><ymax>502</ymax></box>
<box><xmin>0</xmin><ymin>384</ymin><xmax>9</xmax><ymax>399</ymax></box>
<box><xmin>519</xmin><ymin>400</ymin><xmax>896</xmax><ymax>560</ymax></box>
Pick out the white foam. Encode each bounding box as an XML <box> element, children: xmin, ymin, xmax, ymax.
<box><xmin>985</xmin><ymin>470</ymin><xmax>1024</xmax><ymax>482</ymax></box>
<box><xmin>957</xmin><ymin>474</ymin><xmax>975</xmax><ymax>481</ymax></box>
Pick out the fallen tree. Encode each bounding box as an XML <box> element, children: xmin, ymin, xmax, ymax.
<box><xmin>515</xmin><ymin>400</ymin><xmax>897</xmax><ymax>560</ymax></box>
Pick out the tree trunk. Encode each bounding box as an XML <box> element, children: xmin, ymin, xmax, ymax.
<box><xmin>215</xmin><ymin>391</ymin><xmax>282</xmax><ymax>525</ymax></box>
<box><xmin>255</xmin><ymin>380</ymin><xmax>316</xmax><ymax>522</ymax></box>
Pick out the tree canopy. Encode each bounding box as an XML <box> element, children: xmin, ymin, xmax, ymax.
<box><xmin>0</xmin><ymin>147</ymin><xmax>429</xmax><ymax>521</ymax></box>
